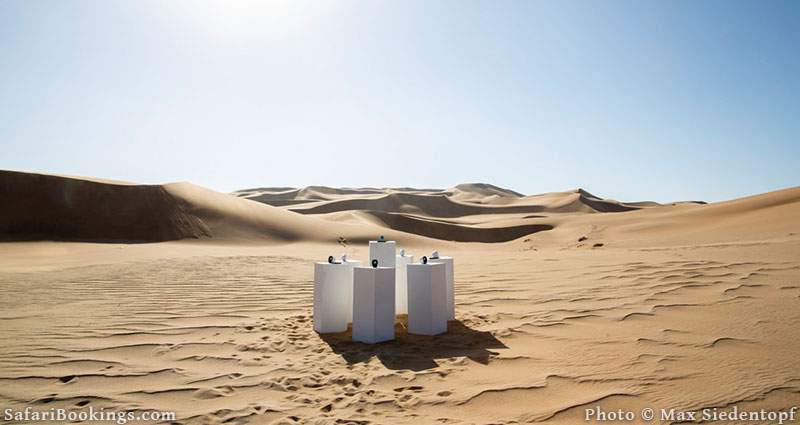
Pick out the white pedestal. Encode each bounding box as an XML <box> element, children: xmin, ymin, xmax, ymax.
<box><xmin>369</xmin><ymin>241</ymin><xmax>396</xmax><ymax>268</ymax></box>
<box><xmin>352</xmin><ymin>267</ymin><xmax>396</xmax><ymax>344</ymax></box>
<box><xmin>407</xmin><ymin>262</ymin><xmax>447</xmax><ymax>336</ymax></box>
<box><xmin>429</xmin><ymin>257</ymin><xmax>454</xmax><ymax>320</ymax></box>
<box><xmin>395</xmin><ymin>254</ymin><xmax>414</xmax><ymax>314</ymax></box>
<box><xmin>313</xmin><ymin>260</ymin><xmax>361</xmax><ymax>333</ymax></box>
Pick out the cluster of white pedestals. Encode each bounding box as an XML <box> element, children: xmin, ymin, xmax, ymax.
<box><xmin>313</xmin><ymin>239</ymin><xmax>454</xmax><ymax>344</ymax></box>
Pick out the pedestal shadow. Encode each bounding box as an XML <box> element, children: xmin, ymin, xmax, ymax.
<box><xmin>319</xmin><ymin>317</ymin><xmax>507</xmax><ymax>371</ymax></box>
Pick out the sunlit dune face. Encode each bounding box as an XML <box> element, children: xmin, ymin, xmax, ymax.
<box><xmin>164</xmin><ymin>0</ymin><xmax>334</xmax><ymax>44</ymax></box>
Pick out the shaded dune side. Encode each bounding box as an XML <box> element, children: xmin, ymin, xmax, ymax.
<box><xmin>243</xmin><ymin>198</ymin><xmax>311</xmax><ymax>207</ymax></box>
<box><xmin>241</xmin><ymin>186</ymin><xmax>649</xmax><ymax>216</ymax></box>
<box><xmin>576</xmin><ymin>189</ymin><xmax>640</xmax><ymax>212</ymax></box>
<box><xmin>291</xmin><ymin>193</ymin><xmax>556</xmax><ymax>217</ymax></box>
<box><xmin>366</xmin><ymin>211</ymin><xmax>553</xmax><ymax>243</ymax></box>
<box><xmin>234</xmin><ymin>189</ymin><xmax>318</xmax><ymax>207</ymax></box>
<box><xmin>233</xmin><ymin>186</ymin><xmax>446</xmax><ymax>206</ymax></box>
<box><xmin>452</xmin><ymin>183</ymin><xmax>524</xmax><ymax>198</ymax></box>
<box><xmin>0</xmin><ymin>171</ymin><xmax>432</xmax><ymax>244</ymax></box>
<box><xmin>0</xmin><ymin>170</ymin><xmax>209</xmax><ymax>243</ymax></box>
<box><xmin>511</xmin><ymin>189</ymin><xmax>647</xmax><ymax>213</ymax></box>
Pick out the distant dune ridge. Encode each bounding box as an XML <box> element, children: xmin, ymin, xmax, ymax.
<box><xmin>1</xmin><ymin>169</ymin><xmax>798</xmax><ymax>245</ymax></box>
<box><xmin>0</xmin><ymin>170</ymin><xmax>416</xmax><ymax>244</ymax></box>
<box><xmin>234</xmin><ymin>184</ymin><xmax>664</xmax><ymax>214</ymax></box>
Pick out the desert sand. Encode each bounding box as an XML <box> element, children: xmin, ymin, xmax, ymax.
<box><xmin>1</xmin><ymin>169</ymin><xmax>799</xmax><ymax>424</ymax></box>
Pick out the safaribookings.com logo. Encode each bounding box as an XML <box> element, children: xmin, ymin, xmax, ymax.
<box><xmin>4</xmin><ymin>406</ymin><xmax>176</xmax><ymax>424</ymax></box>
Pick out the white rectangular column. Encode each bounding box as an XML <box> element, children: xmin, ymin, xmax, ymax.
<box><xmin>313</xmin><ymin>260</ymin><xmax>361</xmax><ymax>333</ymax></box>
<box><xmin>395</xmin><ymin>254</ymin><xmax>414</xmax><ymax>314</ymax></box>
<box><xmin>352</xmin><ymin>267</ymin><xmax>396</xmax><ymax>344</ymax></box>
<box><xmin>429</xmin><ymin>256</ymin><xmax>454</xmax><ymax>320</ymax></box>
<box><xmin>369</xmin><ymin>240</ymin><xmax>396</xmax><ymax>268</ymax></box>
<box><xmin>407</xmin><ymin>262</ymin><xmax>447</xmax><ymax>336</ymax></box>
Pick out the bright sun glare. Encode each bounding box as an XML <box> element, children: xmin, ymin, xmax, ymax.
<box><xmin>166</xmin><ymin>0</ymin><xmax>332</xmax><ymax>44</ymax></box>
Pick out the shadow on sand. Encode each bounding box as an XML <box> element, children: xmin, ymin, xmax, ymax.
<box><xmin>319</xmin><ymin>318</ymin><xmax>507</xmax><ymax>371</ymax></box>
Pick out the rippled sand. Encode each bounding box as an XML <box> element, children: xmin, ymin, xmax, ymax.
<box><xmin>1</xmin><ymin>240</ymin><xmax>798</xmax><ymax>424</ymax></box>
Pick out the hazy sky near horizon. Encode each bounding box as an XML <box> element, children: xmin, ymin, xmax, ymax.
<box><xmin>1</xmin><ymin>0</ymin><xmax>798</xmax><ymax>202</ymax></box>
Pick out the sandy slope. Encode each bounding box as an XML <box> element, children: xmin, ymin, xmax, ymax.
<box><xmin>0</xmin><ymin>170</ymin><xmax>209</xmax><ymax>242</ymax></box>
<box><xmin>0</xmin><ymin>170</ymin><xmax>430</xmax><ymax>246</ymax></box>
<box><xmin>1</xmin><ymin>170</ymin><xmax>799</xmax><ymax>424</ymax></box>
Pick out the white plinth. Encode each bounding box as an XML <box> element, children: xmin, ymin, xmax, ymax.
<box><xmin>429</xmin><ymin>257</ymin><xmax>454</xmax><ymax>320</ymax></box>
<box><xmin>352</xmin><ymin>267</ymin><xmax>396</xmax><ymax>344</ymax></box>
<box><xmin>407</xmin><ymin>262</ymin><xmax>447</xmax><ymax>336</ymax></box>
<box><xmin>369</xmin><ymin>241</ymin><xmax>396</xmax><ymax>268</ymax></box>
<box><xmin>395</xmin><ymin>254</ymin><xmax>414</xmax><ymax>314</ymax></box>
<box><xmin>313</xmin><ymin>260</ymin><xmax>361</xmax><ymax>333</ymax></box>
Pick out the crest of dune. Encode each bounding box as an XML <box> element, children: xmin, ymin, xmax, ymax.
<box><xmin>2</xmin><ymin>169</ymin><xmax>798</xmax><ymax>246</ymax></box>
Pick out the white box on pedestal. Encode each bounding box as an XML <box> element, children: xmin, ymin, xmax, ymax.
<box><xmin>369</xmin><ymin>240</ymin><xmax>396</xmax><ymax>268</ymax></box>
<box><xmin>313</xmin><ymin>260</ymin><xmax>361</xmax><ymax>333</ymax></box>
<box><xmin>407</xmin><ymin>262</ymin><xmax>447</xmax><ymax>336</ymax></box>
<box><xmin>395</xmin><ymin>254</ymin><xmax>414</xmax><ymax>314</ymax></box>
<box><xmin>352</xmin><ymin>267</ymin><xmax>396</xmax><ymax>344</ymax></box>
<box><xmin>429</xmin><ymin>256</ymin><xmax>454</xmax><ymax>320</ymax></box>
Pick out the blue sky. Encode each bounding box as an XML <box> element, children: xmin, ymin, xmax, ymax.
<box><xmin>1</xmin><ymin>0</ymin><xmax>798</xmax><ymax>202</ymax></box>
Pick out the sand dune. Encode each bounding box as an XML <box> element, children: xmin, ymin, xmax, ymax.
<box><xmin>365</xmin><ymin>211</ymin><xmax>554</xmax><ymax>243</ymax></box>
<box><xmin>0</xmin><ymin>171</ymin><xmax>426</xmax><ymax>245</ymax></box>
<box><xmin>561</xmin><ymin>186</ymin><xmax>800</xmax><ymax>247</ymax></box>
<box><xmin>232</xmin><ymin>186</ymin><xmax>443</xmax><ymax>207</ymax></box>
<box><xmin>4</xmin><ymin>170</ymin><xmax>797</xmax><ymax>248</ymax></box>
<box><xmin>0</xmin><ymin>170</ymin><xmax>210</xmax><ymax>243</ymax></box>
<box><xmin>499</xmin><ymin>188</ymin><xmax>659</xmax><ymax>213</ymax></box>
<box><xmin>235</xmin><ymin>184</ymin><xmax>652</xmax><ymax>214</ymax></box>
<box><xmin>445</xmin><ymin>183</ymin><xmax>524</xmax><ymax>204</ymax></box>
<box><xmin>290</xmin><ymin>192</ymin><xmax>552</xmax><ymax>217</ymax></box>
<box><xmin>0</xmin><ymin>172</ymin><xmax>653</xmax><ymax>245</ymax></box>
<box><xmin>160</xmin><ymin>182</ymin><xmax>394</xmax><ymax>243</ymax></box>
<box><xmin>1</xmin><ymin>170</ymin><xmax>799</xmax><ymax>424</ymax></box>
